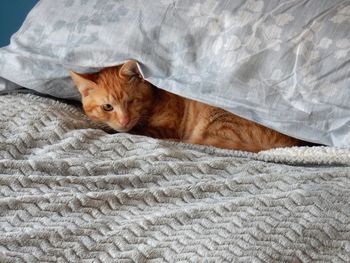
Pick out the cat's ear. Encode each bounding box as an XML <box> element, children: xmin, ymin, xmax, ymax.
<box><xmin>70</xmin><ymin>71</ymin><xmax>98</xmax><ymax>98</ymax></box>
<box><xmin>119</xmin><ymin>60</ymin><xmax>143</xmax><ymax>79</ymax></box>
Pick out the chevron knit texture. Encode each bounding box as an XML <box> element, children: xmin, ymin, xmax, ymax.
<box><xmin>0</xmin><ymin>94</ymin><xmax>350</xmax><ymax>263</ymax></box>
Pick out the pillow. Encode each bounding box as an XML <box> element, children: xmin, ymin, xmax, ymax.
<box><xmin>0</xmin><ymin>0</ymin><xmax>349</xmax><ymax>148</ymax></box>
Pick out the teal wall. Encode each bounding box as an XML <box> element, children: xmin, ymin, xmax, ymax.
<box><xmin>0</xmin><ymin>0</ymin><xmax>38</xmax><ymax>47</ymax></box>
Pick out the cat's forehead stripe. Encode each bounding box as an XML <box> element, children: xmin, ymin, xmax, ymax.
<box><xmin>96</xmin><ymin>68</ymin><xmax>129</xmax><ymax>101</ymax></box>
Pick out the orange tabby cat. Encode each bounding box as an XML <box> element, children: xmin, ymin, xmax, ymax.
<box><xmin>70</xmin><ymin>60</ymin><xmax>302</xmax><ymax>152</ymax></box>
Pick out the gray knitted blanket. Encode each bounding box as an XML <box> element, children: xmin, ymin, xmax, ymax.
<box><xmin>1</xmin><ymin>94</ymin><xmax>349</xmax><ymax>263</ymax></box>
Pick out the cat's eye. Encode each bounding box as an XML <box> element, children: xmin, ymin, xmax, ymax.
<box><xmin>102</xmin><ymin>104</ymin><xmax>114</xmax><ymax>111</ymax></box>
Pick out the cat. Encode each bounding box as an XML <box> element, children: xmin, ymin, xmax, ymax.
<box><xmin>70</xmin><ymin>60</ymin><xmax>303</xmax><ymax>152</ymax></box>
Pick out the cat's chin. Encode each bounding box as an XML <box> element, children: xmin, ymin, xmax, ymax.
<box><xmin>108</xmin><ymin>119</ymin><xmax>139</xmax><ymax>133</ymax></box>
<box><xmin>115</xmin><ymin>128</ymin><xmax>132</xmax><ymax>133</ymax></box>
<box><xmin>107</xmin><ymin>126</ymin><xmax>132</xmax><ymax>133</ymax></box>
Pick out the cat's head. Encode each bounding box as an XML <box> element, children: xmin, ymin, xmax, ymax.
<box><xmin>70</xmin><ymin>60</ymin><xmax>153</xmax><ymax>132</ymax></box>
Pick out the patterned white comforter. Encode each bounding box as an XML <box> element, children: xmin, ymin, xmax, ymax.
<box><xmin>0</xmin><ymin>94</ymin><xmax>349</xmax><ymax>262</ymax></box>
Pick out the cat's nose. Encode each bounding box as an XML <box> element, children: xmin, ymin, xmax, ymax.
<box><xmin>119</xmin><ymin>117</ymin><xmax>130</xmax><ymax>127</ymax></box>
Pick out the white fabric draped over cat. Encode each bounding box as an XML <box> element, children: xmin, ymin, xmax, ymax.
<box><xmin>0</xmin><ymin>0</ymin><xmax>349</xmax><ymax>147</ymax></box>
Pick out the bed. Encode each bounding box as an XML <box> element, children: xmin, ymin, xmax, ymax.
<box><xmin>1</xmin><ymin>1</ymin><xmax>350</xmax><ymax>262</ymax></box>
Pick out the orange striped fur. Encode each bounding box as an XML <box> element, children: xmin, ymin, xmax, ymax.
<box><xmin>70</xmin><ymin>61</ymin><xmax>302</xmax><ymax>152</ymax></box>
